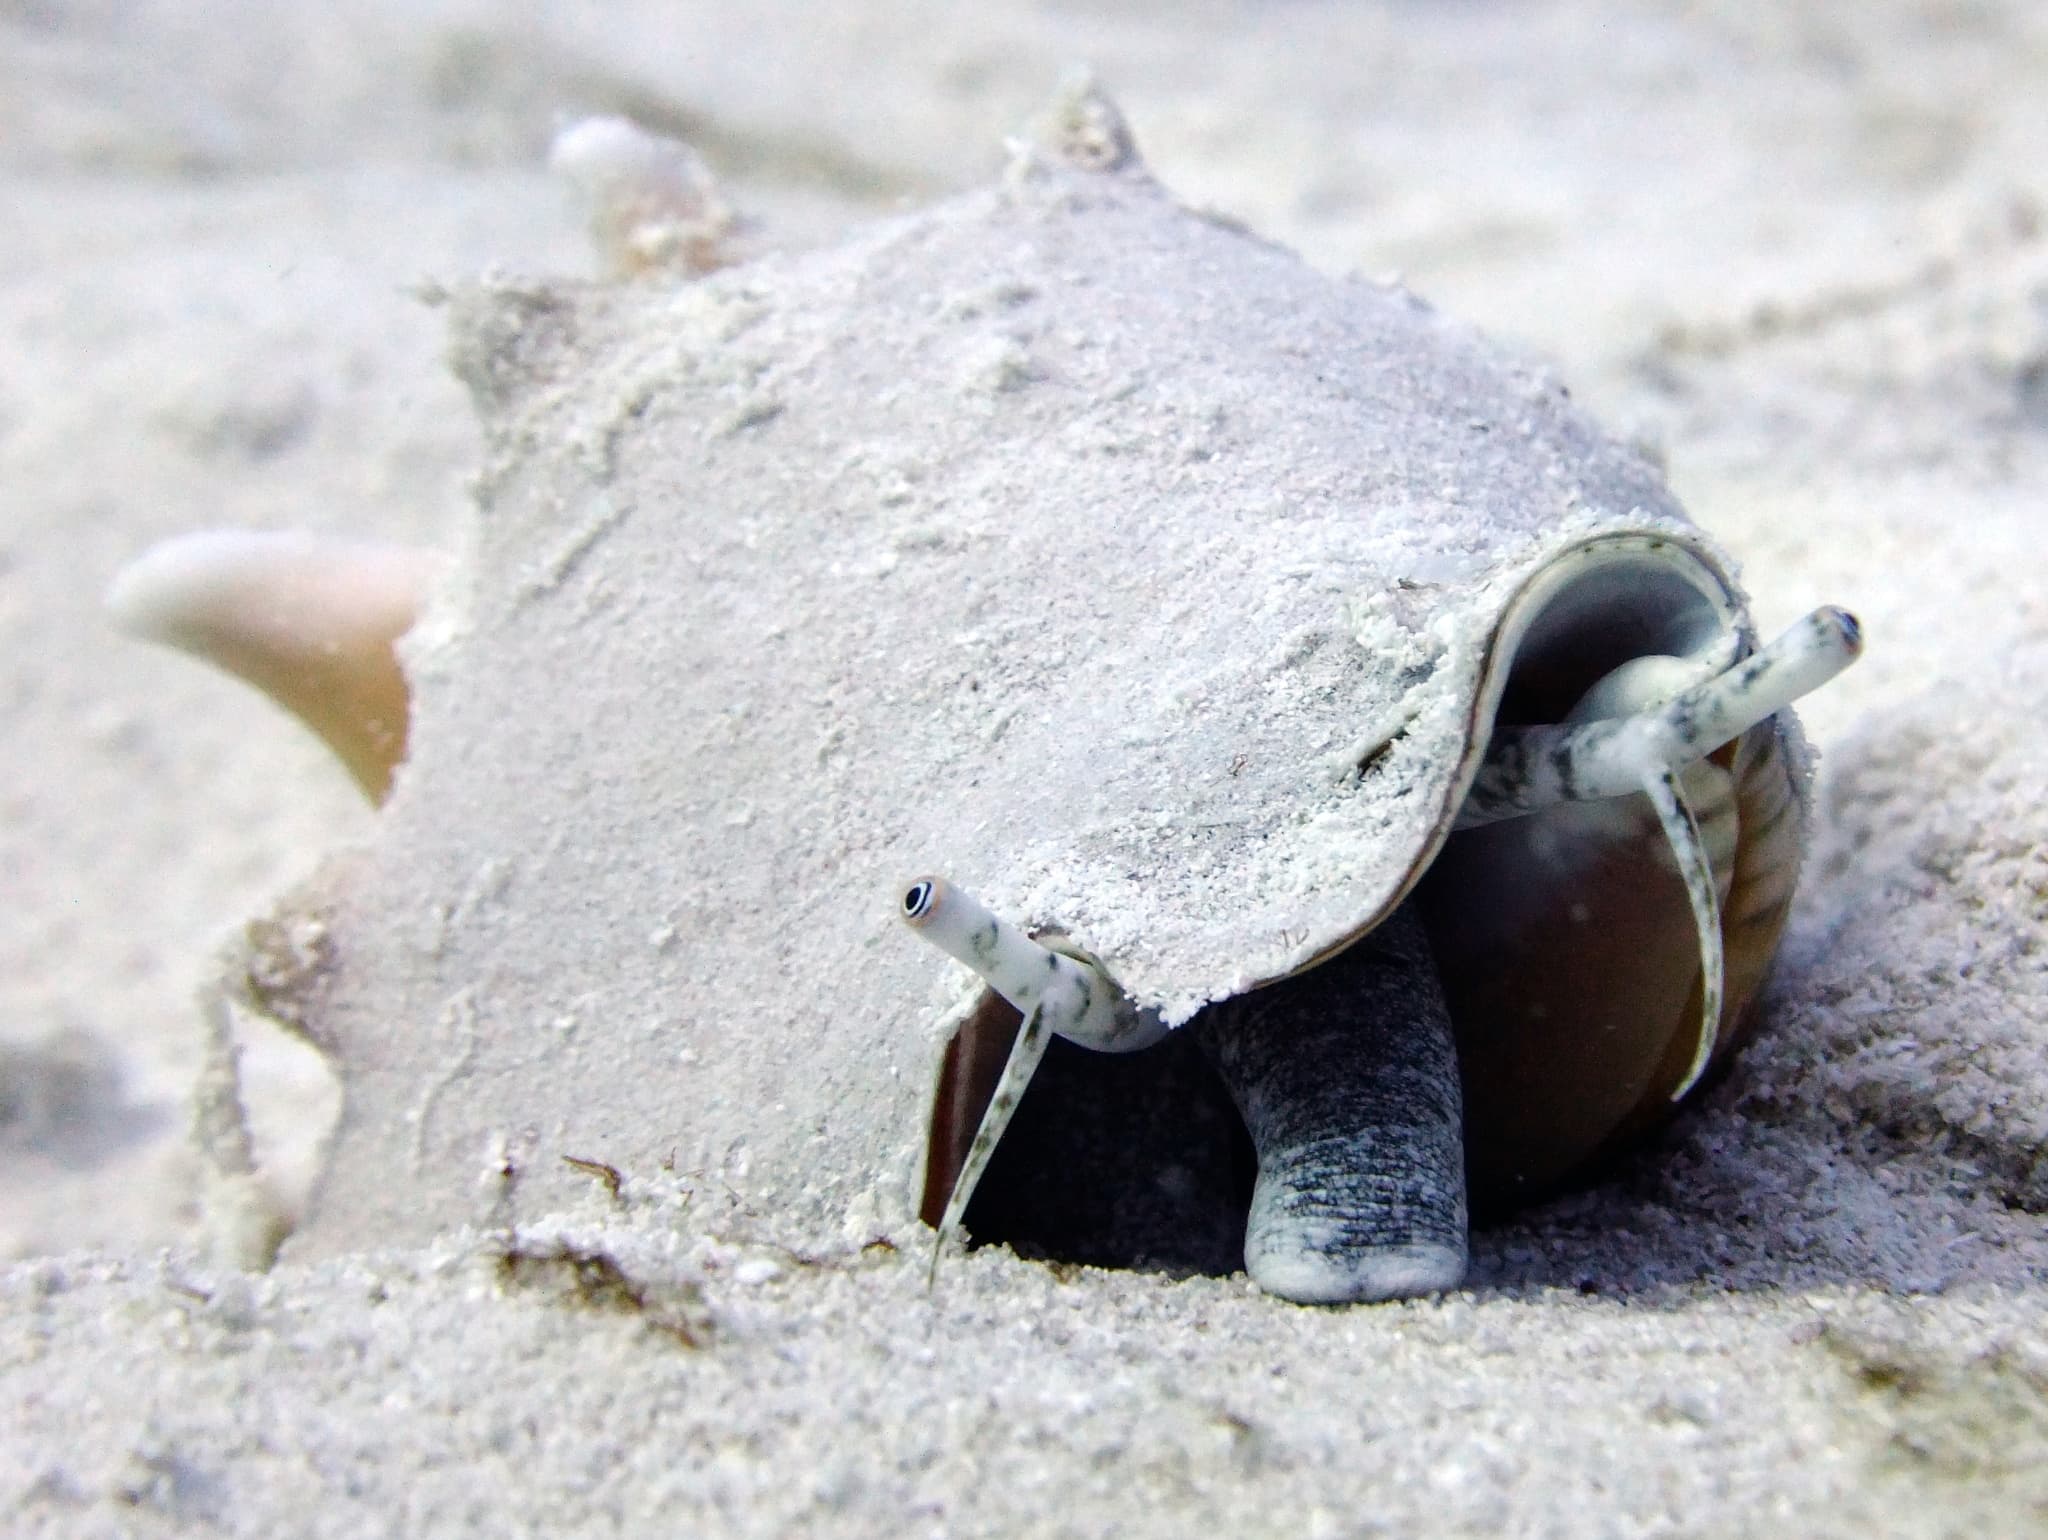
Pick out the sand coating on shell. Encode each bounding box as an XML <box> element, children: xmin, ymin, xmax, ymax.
<box><xmin>265</xmin><ymin>151</ymin><xmax>1735</xmax><ymax>1257</ymax></box>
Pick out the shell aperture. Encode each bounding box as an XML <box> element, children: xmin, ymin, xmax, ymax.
<box><xmin>903</xmin><ymin>593</ymin><xmax>1862</xmax><ymax>1306</ymax></box>
<box><xmin>1457</xmin><ymin>605</ymin><xmax>1861</xmax><ymax>1106</ymax></box>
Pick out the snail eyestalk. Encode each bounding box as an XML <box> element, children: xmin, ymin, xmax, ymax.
<box><xmin>1640</xmin><ymin>765</ymin><xmax>1725</xmax><ymax>1100</ymax></box>
<box><xmin>1458</xmin><ymin>606</ymin><xmax>1863</xmax><ymax>829</ymax></box>
<box><xmin>898</xmin><ymin>877</ymin><xmax>1163</xmax><ymax>1053</ymax></box>
<box><xmin>900</xmin><ymin>875</ymin><xmax>1166</xmax><ymax>1281</ymax></box>
<box><xmin>927</xmin><ymin>999</ymin><xmax>1053</xmax><ymax>1285</ymax></box>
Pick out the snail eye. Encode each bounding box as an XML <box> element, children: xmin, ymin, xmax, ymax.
<box><xmin>902</xmin><ymin>881</ymin><xmax>935</xmax><ymax>919</ymax></box>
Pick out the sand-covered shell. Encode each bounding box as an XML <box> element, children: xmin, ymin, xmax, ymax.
<box><xmin>232</xmin><ymin>132</ymin><xmax>1848</xmax><ymax>1283</ymax></box>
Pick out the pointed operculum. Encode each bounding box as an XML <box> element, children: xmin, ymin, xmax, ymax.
<box><xmin>107</xmin><ymin>530</ymin><xmax>434</xmax><ymax>804</ymax></box>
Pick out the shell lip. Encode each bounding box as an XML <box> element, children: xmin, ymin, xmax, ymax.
<box><xmin>1264</xmin><ymin>526</ymin><xmax>1749</xmax><ymax>990</ymax></box>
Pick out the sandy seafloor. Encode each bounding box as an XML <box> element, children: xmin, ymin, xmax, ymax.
<box><xmin>3</xmin><ymin>2</ymin><xmax>2047</xmax><ymax>1535</ymax></box>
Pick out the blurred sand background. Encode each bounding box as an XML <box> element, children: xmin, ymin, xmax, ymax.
<box><xmin>3</xmin><ymin>2</ymin><xmax>2046</xmax><ymax>1534</ymax></box>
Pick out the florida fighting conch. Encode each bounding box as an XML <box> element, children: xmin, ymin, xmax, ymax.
<box><xmin>110</xmin><ymin>92</ymin><xmax>1860</xmax><ymax>1302</ymax></box>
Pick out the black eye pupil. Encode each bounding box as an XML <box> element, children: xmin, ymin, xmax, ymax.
<box><xmin>904</xmin><ymin>882</ymin><xmax>932</xmax><ymax>916</ymax></box>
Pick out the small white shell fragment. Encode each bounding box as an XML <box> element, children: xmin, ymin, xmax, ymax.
<box><xmin>548</xmin><ymin>115</ymin><xmax>736</xmax><ymax>278</ymax></box>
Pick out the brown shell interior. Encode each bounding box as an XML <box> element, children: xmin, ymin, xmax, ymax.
<box><xmin>920</xmin><ymin>991</ymin><xmax>1021</xmax><ymax>1227</ymax></box>
<box><xmin>1420</xmin><ymin>719</ymin><xmax>1799</xmax><ymax>1212</ymax></box>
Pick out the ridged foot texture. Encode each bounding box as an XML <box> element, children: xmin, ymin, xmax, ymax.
<box><xmin>1195</xmin><ymin>905</ymin><xmax>1468</xmax><ymax>1304</ymax></box>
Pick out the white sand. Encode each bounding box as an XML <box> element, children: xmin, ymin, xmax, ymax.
<box><xmin>3</xmin><ymin>3</ymin><xmax>2045</xmax><ymax>1534</ymax></box>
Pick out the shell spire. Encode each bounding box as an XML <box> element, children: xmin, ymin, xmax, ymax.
<box><xmin>106</xmin><ymin>530</ymin><xmax>433</xmax><ymax>803</ymax></box>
